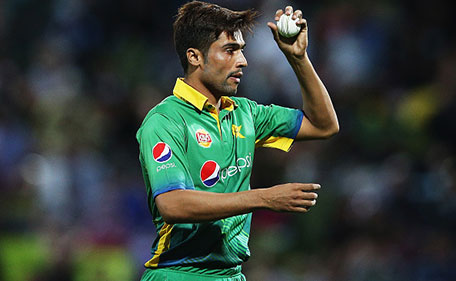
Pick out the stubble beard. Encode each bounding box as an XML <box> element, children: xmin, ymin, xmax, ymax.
<box><xmin>201</xmin><ymin>65</ymin><xmax>239</xmax><ymax>97</ymax></box>
<box><xmin>205</xmin><ymin>78</ymin><xmax>238</xmax><ymax>98</ymax></box>
<box><xmin>220</xmin><ymin>79</ymin><xmax>238</xmax><ymax>96</ymax></box>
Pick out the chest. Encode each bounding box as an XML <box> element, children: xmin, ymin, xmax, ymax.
<box><xmin>185</xmin><ymin>109</ymin><xmax>255</xmax><ymax>192</ymax></box>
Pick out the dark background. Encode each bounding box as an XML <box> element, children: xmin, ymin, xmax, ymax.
<box><xmin>1</xmin><ymin>0</ymin><xmax>455</xmax><ymax>280</ymax></box>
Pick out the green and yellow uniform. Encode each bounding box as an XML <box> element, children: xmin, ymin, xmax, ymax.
<box><xmin>137</xmin><ymin>78</ymin><xmax>303</xmax><ymax>279</ymax></box>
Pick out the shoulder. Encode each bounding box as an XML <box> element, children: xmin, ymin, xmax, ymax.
<box><xmin>136</xmin><ymin>96</ymin><xmax>186</xmax><ymax>141</ymax></box>
<box><xmin>150</xmin><ymin>95</ymin><xmax>183</xmax><ymax>115</ymax></box>
<box><xmin>231</xmin><ymin>96</ymin><xmax>258</xmax><ymax>110</ymax></box>
<box><xmin>141</xmin><ymin>95</ymin><xmax>187</xmax><ymax>125</ymax></box>
<box><xmin>231</xmin><ymin>96</ymin><xmax>255</xmax><ymax>106</ymax></box>
<box><xmin>231</xmin><ymin>96</ymin><xmax>261</xmax><ymax>116</ymax></box>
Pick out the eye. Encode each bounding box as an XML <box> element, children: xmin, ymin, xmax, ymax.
<box><xmin>226</xmin><ymin>48</ymin><xmax>233</xmax><ymax>54</ymax></box>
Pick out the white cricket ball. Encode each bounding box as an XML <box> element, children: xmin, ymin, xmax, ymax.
<box><xmin>276</xmin><ymin>14</ymin><xmax>301</xmax><ymax>38</ymax></box>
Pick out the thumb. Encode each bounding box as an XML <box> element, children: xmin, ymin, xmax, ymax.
<box><xmin>267</xmin><ymin>22</ymin><xmax>280</xmax><ymax>42</ymax></box>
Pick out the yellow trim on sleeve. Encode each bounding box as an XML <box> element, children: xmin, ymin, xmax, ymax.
<box><xmin>255</xmin><ymin>136</ymin><xmax>294</xmax><ymax>152</ymax></box>
<box><xmin>144</xmin><ymin>223</ymin><xmax>174</xmax><ymax>267</ymax></box>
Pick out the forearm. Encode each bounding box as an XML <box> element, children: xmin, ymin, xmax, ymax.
<box><xmin>287</xmin><ymin>53</ymin><xmax>339</xmax><ymax>137</ymax></box>
<box><xmin>156</xmin><ymin>189</ymin><xmax>267</xmax><ymax>223</ymax></box>
<box><xmin>156</xmin><ymin>183</ymin><xmax>320</xmax><ymax>224</ymax></box>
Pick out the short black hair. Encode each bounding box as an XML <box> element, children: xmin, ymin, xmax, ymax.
<box><xmin>173</xmin><ymin>1</ymin><xmax>258</xmax><ymax>73</ymax></box>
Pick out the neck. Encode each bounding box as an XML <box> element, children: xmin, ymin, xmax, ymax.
<box><xmin>183</xmin><ymin>76</ymin><xmax>220</xmax><ymax>109</ymax></box>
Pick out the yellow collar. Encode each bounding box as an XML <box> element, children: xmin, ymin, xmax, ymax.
<box><xmin>173</xmin><ymin>78</ymin><xmax>237</xmax><ymax>112</ymax></box>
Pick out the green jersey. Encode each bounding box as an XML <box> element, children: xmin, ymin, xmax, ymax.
<box><xmin>136</xmin><ymin>78</ymin><xmax>303</xmax><ymax>274</ymax></box>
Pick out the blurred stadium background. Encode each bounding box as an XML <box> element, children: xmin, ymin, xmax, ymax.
<box><xmin>1</xmin><ymin>0</ymin><xmax>455</xmax><ymax>280</ymax></box>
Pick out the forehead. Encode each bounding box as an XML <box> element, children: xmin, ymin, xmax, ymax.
<box><xmin>215</xmin><ymin>30</ymin><xmax>245</xmax><ymax>46</ymax></box>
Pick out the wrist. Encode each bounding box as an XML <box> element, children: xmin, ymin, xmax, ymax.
<box><xmin>286</xmin><ymin>51</ymin><xmax>309</xmax><ymax>64</ymax></box>
<box><xmin>253</xmin><ymin>188</ymin><xmax>271</xmax><ymax>210</ymax></box>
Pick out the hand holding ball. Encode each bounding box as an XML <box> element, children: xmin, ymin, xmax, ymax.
<box><xmin>268</xmin><ymin>6</ymin><xmax>308</xmax><ymax>55</ymax></box>
<box><xmin>276</xmin><ymin>14</ymin><xmax>301</xmax><ymax>38</ymax></box>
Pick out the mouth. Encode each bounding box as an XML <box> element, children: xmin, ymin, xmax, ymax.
<box><xmin>228</xmin><ymin>71</ymin><xmax>243</xmax><ymax>83</ymax></box>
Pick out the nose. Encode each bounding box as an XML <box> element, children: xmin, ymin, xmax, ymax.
<box><xmin>236</xmin><ymin>51</ymin><xmax>248</xmax><ymax>68</ymax></box>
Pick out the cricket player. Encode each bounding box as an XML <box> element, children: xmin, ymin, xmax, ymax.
<box><xmin>136</xmin><ymin>1</ymin><xmax>339</xmax><ymax>280</ymax></box>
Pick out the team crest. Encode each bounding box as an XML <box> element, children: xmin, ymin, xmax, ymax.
<box><xmin>232</xmin><ymin>125</ymin><xmax>245</xmax><ymax>139</ymax></box>
<box><xmin>195</xmin><ymin>129</ymin><xmax>212</xmax><ymax>148</ymax></box>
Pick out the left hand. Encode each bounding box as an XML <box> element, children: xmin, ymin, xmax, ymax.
<box><xmin>267</xmin><ymin>6</ymin><xmax>308</xmax><ymax>60</ymax></box>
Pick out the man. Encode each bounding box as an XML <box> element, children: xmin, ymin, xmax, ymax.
<box><xmin>136</xmin><ymin>1</ymin><xmax>339</xmax><ymax>280</ymax></box>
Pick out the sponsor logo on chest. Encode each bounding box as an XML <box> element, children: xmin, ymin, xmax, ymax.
<box><xmin>200</xmin><ymin>160</ymin><xmax>220</xmax><ymax>187</ymax></box>
<box><xmin>195</xmin><ymin>128</ymin><xmax>212</xmax><ymax>148</ymax></box>
<box><xmin>199</xmin><ymin>153</ymin><xmax>252</xmax><ymax>188</ymax></box>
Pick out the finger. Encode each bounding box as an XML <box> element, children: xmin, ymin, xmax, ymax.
<box><xmin>274</xmin><ymin>9</ymin><xmax>283</xmax><ymax>21</ymax></box>
<box><xmin>290</xmin><ymin>206</ymin><xmax>309</xmax><ymax>213</ymax></box>
<box><xmin>301</xmin><ymin>192</ymin><xmax>318</xmax><ymax>200</ymax></box>
<box><xmin>285</xmin><ymin>6</ymin><xmax>293</xmax><ymax>16</ymax></box>
<box><xmin>298</xmin><ymin>207</ymin><xmax>310</xmax><ymax>213</ymax></box>
<box><xmin>292</xmin><ymin>9</ymin><xmax>302</xmax><ymax>20</ymax></box>
<box><xmin>267</xmin><ymin>22</ymin><xmax>280</xmax><ymax>42</ymax></box>
<box><xmin>296</xmin><ymin>183</ymin><xmax>321</xmax><ymax>191</ymax></box>
<box><xmin>296</xmin><ymin>199</ymin><xmax>316</xmax><ymax>207</ymax></box>
<box><xmin>297</xmin><ymin>18</ymin><xmax>308</xmax><ymax>29</ymax></box>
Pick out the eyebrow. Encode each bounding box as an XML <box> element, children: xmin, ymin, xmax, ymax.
<box><xmin>222</xmin><ymin>43</ymin><xmax>246</xmax><ymax>49</ymax></box>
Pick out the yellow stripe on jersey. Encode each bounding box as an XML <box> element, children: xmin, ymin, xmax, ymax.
<box><xmin>255</xmin><ymin>136</ymin><xmax>294</xmax><ymax>152</ymax></box>
<box><xmin>206</xmin><ymin>106</ymin><xmax>222</xmax><ymax>137</ymax></box>
<box><xmin>144</xmin><ymin>223</ymin><xmax>174</xmax><ymax>267</ymax></box>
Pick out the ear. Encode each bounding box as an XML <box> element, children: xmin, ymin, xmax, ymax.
<box><xmin>186</xmin><ymin>48</ymin><xmax>204</xmax><ymax>69</ymax></box>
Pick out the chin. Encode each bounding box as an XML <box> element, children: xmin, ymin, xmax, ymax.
<box><xmin>227</xmin><ymin>88</ymin><xmax>238</xmax><ymax>96</ymax></box>
<box><xmin>220</xmin><ymin>84</ymin><xmax>238</xmax><ymax>96</ymax></box>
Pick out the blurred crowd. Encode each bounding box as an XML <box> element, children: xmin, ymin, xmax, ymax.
<box><xmin>1</xmin><ymin>0</ymin><xmax>455</xmax><ymax>280</ymax></box>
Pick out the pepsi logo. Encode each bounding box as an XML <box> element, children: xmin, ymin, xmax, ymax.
<box><xmin>153</xmin><ymin>142</ymin><xmax>172</xmax><ymax>163</ymax></box>
<box><xmin>195</xmin><ymin>129</ymin><xmax>212</xmax><ymax>148</ymax></box>
<box><xmin>200</xmin><ymin>160</ymin><xmax>220</xmax><ymax>187</ymax></box>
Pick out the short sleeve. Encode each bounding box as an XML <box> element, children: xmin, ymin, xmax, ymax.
<box><xmin>248</xmin><ymin>100</ymin><xmax>304</xmax><ymax>152</ymax></box>
<box><xmin>137</xmin><ymin>113</ymin><xmax>195</xmax><ymax>200</ymax></box>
